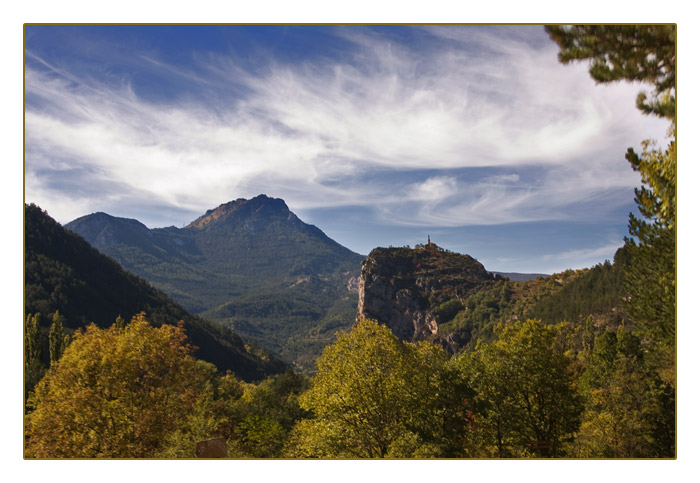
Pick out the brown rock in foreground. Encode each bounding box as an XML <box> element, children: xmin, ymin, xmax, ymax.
<box><xmin>196</xmin><ymin>437</ymin><xmax>228</xmax><ymax>458</ymax></box>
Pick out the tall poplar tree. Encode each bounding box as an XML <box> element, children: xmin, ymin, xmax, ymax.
<box><xmin>49</xmin><ymin>311</ymin><xmax>70</xmax><ymax>363</ymax></box>
<box><xmin>25</xmin><ymin>313</ymin><xmax>42</xmax><ymax>368</ymax></box>
<box><xmin>24</xmin><ymin>313</ymin><xmax>45</xmax><ymax>401</ymax></box>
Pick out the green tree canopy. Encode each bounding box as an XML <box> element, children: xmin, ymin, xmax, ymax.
<box><xmin>624</xmin><ymin>135</ymin><xmax>676</xmax><ymax>361</ymax></box>
<box><xmin>287</xmin><ymin>318</ymin><xmax>473</xmax><ymax>458</ymax></box>
<box><xmin>49</xmin><ymin>310</ymin><xmax>70</xmax><ymax>363</ymax></box>
<box><xmin>224</xmin><ymin>369</ymin><xmax>310</xmax><ymax>458</ymax></box>
<box><xmin>546</xmin><ymin>23</ymin><xmax>676</xmax><ymax>389</ymax></box>
<box><xmin>24</xmin><ymin>313</ymin><xmax>45</xmax><ymax>402</ymax></box>
<box><xmin>573</xmin><ymin>327</ymin><xmax>674</xmax><ymax>457</ymax></box>
<box><xmin>459</xmin><ymin>319</ymin><xmax>583</xmax><ymax>457</ymax></box>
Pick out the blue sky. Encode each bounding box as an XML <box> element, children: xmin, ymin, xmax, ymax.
<box><xmin>24</xmin><ymin>24</ymin><xmax>671</xmax><ymax>273</ymax></box>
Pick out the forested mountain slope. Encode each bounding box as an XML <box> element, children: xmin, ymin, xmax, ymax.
<box><xmin>65</xmin><ymin>195</ymin><xmax>365</xmax><ymax>372</ymax></box>
<box><xmin>25</xmin><ymin>203</ymin><xmax>287</xmax><ymax>381</ymax></box>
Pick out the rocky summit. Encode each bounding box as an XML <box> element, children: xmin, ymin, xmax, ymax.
<box><xmin>357</xmin><ymin>243</ymin><xmax>496</xmax><ymax>346</ymax></box>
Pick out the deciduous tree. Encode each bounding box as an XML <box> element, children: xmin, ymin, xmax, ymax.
<box><xmin>461</xmin><ymin>319</ymin><xmax>583</xmax><ymax>457</ymax></box>
<box><xmin>25</xmin><ymin>313</ymin><xmax>218</xmax><ymax>458</ymax></box>
<box><xmin>224</xmin><ymin>370</ymin><xmax>309</xmax><ymax>458</ymax></box>
<box><xmin>24</xmin><ymin>313</ymin><xmax>45</xmax><ymax>403</ymax></box>
<box><xmin>48</xmin><ymin>310</ymin><xmax>70</xmax><ymax>363</ymax></box>
<box><xmin>572</xmin><ymin>327</ymin><xmax>674</xmax><ymax>457</ymax></box>
<box><xmin>286</xmin><ymin>318</ymin><xmax>473</xmax><ymax>458</ymax></box>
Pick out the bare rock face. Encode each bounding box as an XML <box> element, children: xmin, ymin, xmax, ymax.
<box><xmin>357</xmin><ymin>245</ymin><xmax>494</xmax><ymax>344</ymax></box>
<box><xmin>345</xmin><ymin>272</ymin><xmax>361</xmax><ymax>293</ymax></box>
<box><xmin>357</xmin><ymin>270</ymin><xmax>438</xmax><ymax>342</ymax></box>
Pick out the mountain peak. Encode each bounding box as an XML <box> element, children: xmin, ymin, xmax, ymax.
<box><xmin>185</xmin><ymin>194</ymin><xmax>290</xmax><ymax>230</ymax></box>
<box><xmin>62</xmin><ymin>197</ymin><xmax>364</xmax><ymax>373</ymax></box>
<box><xmin>64</xmin><ymin>211</ymin><xmax>152</xmax><ymax>247</ymax></box>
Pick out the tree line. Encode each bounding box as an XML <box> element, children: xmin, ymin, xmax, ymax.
<box><xmin>24</xmin><ymin>314</ymin><xmax>673</xmax><ymax>458</ymax></box>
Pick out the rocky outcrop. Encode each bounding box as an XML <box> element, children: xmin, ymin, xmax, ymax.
<box><xmin>357</xmin><ymin>245</ymin><xmax>495</xmax><ymax>344</ymax></box>
<box><xmin>357</xmin><ymin>273</ymin><xmax>439</xmax><ymax>341</ymax></box>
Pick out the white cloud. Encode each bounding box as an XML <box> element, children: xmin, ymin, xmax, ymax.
<box><xmin>24</xmin><ymin>26</ymin><xmax>669</xmax><ymax>229</ymax></box>
<box><xmin>484</xmin><ymin>174</ymin><xmax>520</xmax><ymax>184</ymax></box>
<box><xmin>527</xmin><ymin>240</ymin><xmax>627</xmax><ymax>273</ymax></box>
<box><xmin>541</xmin><ymin>242</ymin><xmax>624</xmax><ymax>264</ymax></box>
<box><xmin>406</xmin><ymin>176</ymin><xmax>460</xmax><ymax>202</ymax></box>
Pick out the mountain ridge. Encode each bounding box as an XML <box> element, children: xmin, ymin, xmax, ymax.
<box><xmin>65</xmin><ymin>195</ymin><xmax>365</xmax><ymax>372</ymax></box>
<box><xmin>489</xmin><ymin>271</ymin><xmax>550</xmax><ymax>282</ymax></box>
<box><xmin>25</xmin><ymin>203</ymin><xmax>287</xmax><ymax>381</ymax></box>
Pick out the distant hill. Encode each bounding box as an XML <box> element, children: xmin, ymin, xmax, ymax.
<box><xmin>25</xmin><ymin>203</ymin><xmax>287</xmax><ymax>382</ymax></box>
<box><xmin>65</xmin><ymin>195</ymin><xmax>365</xmax><ymax>372</ymax></box>
<box><xmin>490</xmin><ymin>272</ymin><xmax>549</xmax><ymax>282</ymax></box>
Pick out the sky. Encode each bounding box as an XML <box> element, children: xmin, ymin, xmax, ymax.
<box><xmin>23</xmin><ymin>24</ymin><xmax>671</xmax><ymax>273</ymax></box>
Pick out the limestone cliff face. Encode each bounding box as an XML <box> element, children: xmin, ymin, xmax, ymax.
<box><xmin>357</xmin><ymin>245</ymin><xmax>495</xmax><ymax>345</ymax></box>
<box><xmin>357</xmin><ymin>271</ymin><xmax>439</xmax><ymax>341</ymax></box>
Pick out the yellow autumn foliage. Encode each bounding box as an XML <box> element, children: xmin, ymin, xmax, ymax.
<box><xmin>25</xmin><ymin>313</ymin><xmax>217</xmax><ymax>458</ymax></box>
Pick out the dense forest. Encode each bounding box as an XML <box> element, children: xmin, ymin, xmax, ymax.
<box><xmin>24</xmin><ymin>25</ymin><xmax>676</xmax><ymax>459</ymax></box>
<box><xmin>434</xmin><ymin>250</ymin><xmax>628</xmax><ymax>351</ymax></box>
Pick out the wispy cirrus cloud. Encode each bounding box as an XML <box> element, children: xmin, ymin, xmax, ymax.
<box><xmin>540</xmin><ymin>241</ymin><xmax>626</xmax><ymax>265</ymax></box>
<box><xmin>24</xmin><ymin>25</ymin><xmax>668</xmax><ymax>255</ymax></box>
